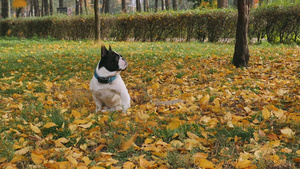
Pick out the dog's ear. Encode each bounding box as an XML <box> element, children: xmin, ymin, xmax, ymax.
<box><xmin>101</xmin><ymin>45</ymin><xmax>108</xmax><ymax>57</ymax></box>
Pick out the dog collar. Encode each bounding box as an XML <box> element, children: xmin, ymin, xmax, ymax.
<box><xmin>94</xmin><ymin>69</ymin><xmax>117</xmax><ymax>84</ymax></box>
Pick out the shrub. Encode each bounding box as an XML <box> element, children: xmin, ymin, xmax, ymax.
<box><xmin>0</xmin><ymin>4</ymin><xmax>299</xmax><ymax>44</ymax></box>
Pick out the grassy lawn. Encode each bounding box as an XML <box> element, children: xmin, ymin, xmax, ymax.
<box><xmin>0</xmin><ymin>37</ymin><xmax>299</xmax><ymax>168</ymax></box>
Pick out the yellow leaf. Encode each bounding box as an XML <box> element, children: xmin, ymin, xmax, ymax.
<box><xmin>197</xmin><ymin>158</ymin><xmax>215</xmax><ymax>168</ymax></box>
<box><xmin>66</xmin><ymin>156</ymin><xmax>78</xmax><ymax>167</ymax></box>
<box><xmin>44</xmin><ymin>122</ymin><xmax>58</xmax><ymax>128</ymax></box>
<box><xmin>166</xmin><ymin>121</ymin><xmax>181</xmax><ymax>130</ymax></box>
<box><xmin>187</xmin><ymin>131</ymin><xmax>200</xmax><ymax>140</ymax></box>
<box><xmin>151</xmin><ymin>83</ymin><xmax>160</xmax><ymax>90</ymax></box>
<box><xmin>123</xmin><ymin>161</ymin><xmax>135</xmax><ymax>169</ymax></box>
<box><xmin>78</xmin><ymin>122</ymin><xmax>93</xmax><ymax>129</ymax></box>
<box><xmin>120</xmin><ymin>133</ymin><xmax>138</xmax><ymax>151</ymax></box>
<box><xmin>71</xmin><ymin>110</ymin><xmax>81</xmax><ymax>118</ymax></box>
<box><xmin>262</xmin><ymin>107</ymin><xmax>271</xmax><ymax>120</ymax></box>
<box><xmin>82</xmin><ymin>156</ymin><xmax>92</xmax><ymax>165</ymax></box>
<box><xmin>236</xmin><ymin>159</ymin><xmax>252</xmax><ymax>169</ymax></box>
<box><xmin>31</xmin><ymin>152</ymin><xmax>44</xmax><ymax>165</ymax></box>
<box><xmin>199</xmin><ymin>94</ymin><xmax>210</xmax><ymax>105</ymax></box>
<box><xmin>73</xmin><ymin>119</ymin><xmax>88</xmax><ymax>124</ymax></box>
<box><xmin>144</xmin><ymin>138</ymin><xmax>154</xmax><ymax>144</ymax></box>
<box><xmin>176</xmin><ymin>78</ymin><xmax>183</xmax><ymax>85</ymax></box>
<box><xmin>280</xmin><ymin>127</ymin><xmax>295</xmax><ymax>137</ymax></box>
<box><xmin>14</xmin><ymin>146</ymin><xmax>31</xmax><ymax>155</ymax></box>
<box><xmin>30</xmin><ymin>123</ymin><xmax>41</xmax><ymax>134</ymax></box>
<box><xmin>193</xmin><ymin>152</ymin><xmax>208</xmax><ymax>159</ymax></box>
<box><xmin>296</xmin><ymin>150</ymin><xmax>300</xmax><ymax>156</ymax></box>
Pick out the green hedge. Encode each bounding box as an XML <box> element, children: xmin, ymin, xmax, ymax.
<box><xmin>0</xmin><ymin>4</ymin><xmax>299</xmax><ymax>44</ymax></box>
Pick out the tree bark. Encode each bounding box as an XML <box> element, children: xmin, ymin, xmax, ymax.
<box><xmin>49</xmin><ymin>0</ymin><xmax>53</xmax><ymax>15</ymax></box>
<box><xmin>94</xmin><ymin>0</ymin><xmax>101</xmax><ymax>44</ymax></box>
<box><xmin>1</xmin><ymin>0</ymin><xmax>9</xmax><ymax>18</ymax></box>
<box><xmin>79</xmin><ymin>0</ymin><xmax>83</xmax><ymax>14</ymax></box>
<box><xmin>155</xmin><ymin>0</ymin><xmax>158</xmax><ymax>12</ymax></box>
<box><xmin>233</xmin><ymin>0</ymin><xmax>250</xmax><ymax>68</ymax></box>
<box><xmin>172</xmin><ymin>0</ymin><xmax>177</xmax><ymax>10</ymax></box>
<box><xmin>136</xmin><ymin>0</ymin><xmax>141</xmax><ymax>12</ymax></box>
<box><xmin>104</xmin><ymin>0</ymin><xmax>109</xmax><ymax>13</ymax></box>
<box><xmin>59</xmin><ymin>0</ymin><xmax>63</xmax><ymax>8</ymax></box>
<box><xmin>217</xmin><ymin>0</ymin><xmax>228</xmax><ymax>8</ymax></box>
<box><xmin>161</xmin><ymin>0</ymin><xmax>164</xmax><ymax>10</ymax></box>
<box><xmin>43</xmin><ymin>0</ymin><xmax>48</xmax><ymax>15</ymax></box>
<box><xmin>34</xmin><ymin>0</ymin><xmax>39</xmax><ymax>16</ymax></box>
<box><xmin>144</xmin><ymin>0</ymin><xmax>149</xmax><ymax>12</ymax></box>
<box><xmin>165</xmin><ymin>0</ymin><xmax>169</xmax><ymax>10</ymax></box>
<box><xmin>121</xmin><ymin>0</ymin><xmax>126</xmax><ymax>13</ymax></box>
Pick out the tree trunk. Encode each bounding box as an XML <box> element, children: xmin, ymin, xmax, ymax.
<box><xmin>43</xmin><ymin>0</ymin><xmax>48</xmax><ymax>15</ymax></box>
<box><xmin>172</xmin><ymin>0</ymin><xmax>177</xmax><ymax>11</ymax></box>
<box><xmin>59</xmin><ymin>0</ymin><xmax>63</xmax><ymax>8</ymax></box>
<box><xmin>49</xmin><ymin>0</ymin><xmax>53</xmax><ymax>15</ymax></box>
<box><xmin>144</xmin><ymin>0</ymin><xmax>149</xmax><ymax>12</ymax></box>
<box><xmin>16</xmin><ymin>8</ymin><xmax>22</xmax><ymax>18</ymax></box>
<box><xmin>217</xmin><ymin>0</ymin><xmax>228</xmax><ymax>8</ymax></box>
<box><xmin>84</xmin><ymin>0</ymin><xmax>88</xmax><ymax>14</ymax></box>
<box><xmin>79</xmin><ymin>0</ymin><xmax>83</xmax><ymax>14</ymax></box>
<box><xmin>94</xmin><ymin>0</ymin><xmax>101</xmax><ymax>44</ymax></box>
<box><xmin>1</xmin><ymin>0</ymin><xmax>9</xmax><ymax>18</ymax></box>
<box><xmin>155</xmin><ymin>0</ymin><xmax>158</xmax><ymax>12</ymax></box>
<box><xmin>75</xmin><ymin>0</ymin><xmax>79</xmax><ymax>14</ymax></box>
<box><xmin>161</xmin><ymin>0</ymin><xmax>164</xmax><ymax>10</ymax></box>
<box><xmin>233</xmin><ymin>0</ymin><xmax>250</xmax><ymax>68</ymax></box>
<box><xmin>136</xmin><ymin>0</ymin><xmax>141</xmax><ymax>12</ymax></box>
<box><xmin>34</xmin><ymin>0</ymin><xmax>39</xmax><ymax>16</ymax></box>
<box><xmin>104</xmin><ymin>0</ymin><xmax>109</xmax><ymax>13</ymax></box>
<box><xmin>165</xmin><ymin>0</ymin><xmax>169</xmax><ymax>10</ymax></box>
<box><xmin>121</xmin><ymin>0</ymin><xmax>126</xmax><ymax>13</ymax></box>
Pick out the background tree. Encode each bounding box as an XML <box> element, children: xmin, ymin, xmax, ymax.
<box><xmin>155</xmin><ymin>0</ymin><xmax>158</xmax><ymax>12</ymax></box>
<box><xmin>104</xmin><ymin>0</ymin><xmax>109</xmax><ymax>13</ymax></box>
<box><xmin>144</xmin><ymin>0</ymin><xmax>149</xmax><ymax>12</ymax></box>
<box><xmin>165</xmin><ymin>0</ymin><xmax>170</xmax><ymax>10</ymax></box>
<box><xmin>173</xmin><ymin>0</ymin><xmax>177</xmax><ymax>10</ymax></box>
<box><xmin>136</xmin><ymin>0</ymin><xmax>141</xmax><ymax>12</ymax></box>
<box><xmin>1</xmin><ymin>0</ymin><xmax>9</xmax><ymax>18</ymax></box>
<box><xmin>122</xmin><ymin>0</ymin><xmax>126</xmax><ymax>13</ymax></box>
<box><xmin>161</xmin><ymin>0</ymin><xmax>164</xmax><ymax>10</ymax></box>
<box><xmin>94</xmin><ymin>0</ymin><xmax>100</xmax><ymax>44</ymax></box>
<box><xmin>233</xmin><ymin>0</ymin><xmax>250</xmax><ymax>67</ymax></box>
<box><xmin>217</xmin><ymin>0</ymin><xmax>228</xmax><ymax>8</ymax></box>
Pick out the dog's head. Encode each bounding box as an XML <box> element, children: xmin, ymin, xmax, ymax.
<box><xmin>98</xmin><ymin>45</ymin><xmax>128</xmax><ymax>71</ymax></box>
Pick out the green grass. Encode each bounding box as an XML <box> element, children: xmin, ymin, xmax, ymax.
<box><xmin>0</xmin><ymin>37</ymin><xmax>299</xmax><ymax>168</ymax></box>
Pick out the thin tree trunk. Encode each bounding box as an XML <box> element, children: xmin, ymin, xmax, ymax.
<box><xmin>217</xmin><ymin>0</ymin><xmax>228</xmax><ymax>8</ymax></box>
<box><xmin>59</xmin><ymin>0</ymin><xmax>63</xmax><ymax>8</ymax></box>
<box><xmin>144</xmin><ymin>0</ymin><xmax>149</xmax><ymax>12</ymax></box>
<box><xmin>104</xmin><ymin>0</ymin><xmax>109</xmax><ymax>13</ymax></box>
<box><xmin>43</xmin><ymin>0</ymin><xmax>48</xmax><ymax>15</ymax></box>
<box><xmin>136</xmin><ymin>0</ymin><xmax>141</xmax><ymax>12</ymax></box>
<box><xmin>49</xmin><ymin>0</ymin><xmax>53</xmax><ymax>15</ymax></box>
<box><xmin>94</xmin><ymin>0</ymin><xmax>101</xmax><ymax>44</ymax></box>
<box><xmin>75</xmin><ymin>0</ymin><xmax>79</xmax><ymax>14</ymax></box>
<box><xmin>172</xmin><ymin>0</ymin><xmax>177</xmax><ymax>11</ymax></box>
<box><xmin>165</xmin><ymin>0</ymin><xmax>169</xmax><ymax>10</ymax></box>
<box><xmin>122</xmin><ymin>0</ymin><xmax>126</xmax><ymax>13</ymax></box>
<box><xmin>34</xmin><ymin>0</ymin><xmax>39</xmax><ymax>16</ymax></box>
<box><xmin>1</xmin><ymin>0</ymin><xmax>9</xmax><ymax>18</ymax></box>
<box><xmin>155</xmin><ymin>0</ymin><xmax>158</xmax><ymax>12</ymax></box>
<box><xmin>161</xmin><ymin>0</ymin><xmax>164</xmax><ymax>10</ymax></box>
<box><xmin>84</xmin><ymin>0</ymin><xmax>88</xmax><ymax>14</ymax></box>
<box><xmin>79</xmin><ymin>0</ymin><xmax>83</xmax><ymax>14</ymax></box>
<box><xmin>233</xmin><ymin>0</ymin><xmax>250</xmax><ymax>68</ymax></box>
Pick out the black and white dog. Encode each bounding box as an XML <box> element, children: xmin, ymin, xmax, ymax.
<box><xmin>90</xmin><ymin>45</ymin><xmax>130</xmax><ymax>113</ymax></box>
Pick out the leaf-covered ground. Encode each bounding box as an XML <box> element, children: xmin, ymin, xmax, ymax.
<box><xmin>0</xmin><ymin>38</ymin><xmax>299</xmax><ymax>169</ymax></box>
